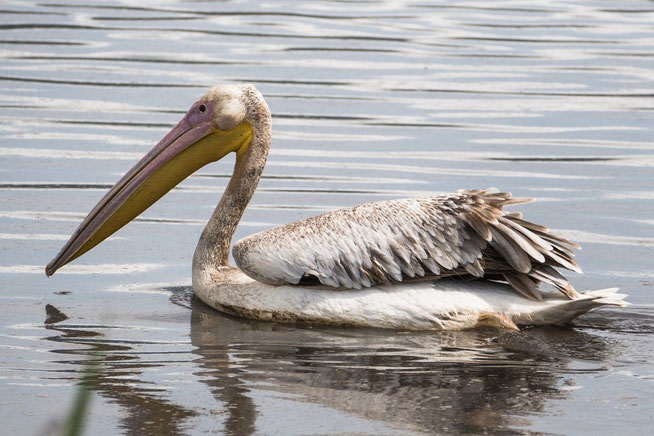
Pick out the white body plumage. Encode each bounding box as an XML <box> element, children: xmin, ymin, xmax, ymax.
<box><xmin>193</xmin><ymin>266</ymin><xmax>627</xmax><ymax>330</ymax></box>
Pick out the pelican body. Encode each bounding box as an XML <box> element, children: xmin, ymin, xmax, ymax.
<box><xmin>46</xmin><ymin>85</ymin><xmax>627</xmax><ymax>330</ymax></box>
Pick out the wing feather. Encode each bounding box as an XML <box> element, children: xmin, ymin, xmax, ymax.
<box><xmin>233</xmin><ymin>189</ymin><xmax>581</xmax><ymax>300</ymax></box>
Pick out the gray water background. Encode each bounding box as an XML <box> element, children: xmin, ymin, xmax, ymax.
<box><xmin>1</xmin><ymin>0</ymin><xmax>653</xmax><ymax>434</ymax></box>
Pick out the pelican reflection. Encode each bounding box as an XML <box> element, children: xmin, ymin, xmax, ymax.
<box><xmin>189</xmin><ymin>296</ymin><xmax>613</xmax><ymax>434</ymax></box>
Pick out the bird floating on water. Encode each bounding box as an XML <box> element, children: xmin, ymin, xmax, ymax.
<box><xmin>46</xmin><ymin>85</ymin><xmax>628</xmax><ymax>330</ymax></box>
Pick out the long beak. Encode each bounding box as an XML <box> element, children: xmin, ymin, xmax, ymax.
<box><xmin>46</xmin><ymin>102</ymin><xmax>252</xmax><ymax>276</ymax></box>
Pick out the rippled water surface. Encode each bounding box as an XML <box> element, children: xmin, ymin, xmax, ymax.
<box><xmin>1</xmin><ymin>1</ymin><xmax>654</xmax><ymax>434</ymax></box>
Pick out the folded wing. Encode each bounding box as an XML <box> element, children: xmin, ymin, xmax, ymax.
<box><xmin>232</xmin><ymin>189</ymin><xmax>581</xmax><ymax>301</ymax></box>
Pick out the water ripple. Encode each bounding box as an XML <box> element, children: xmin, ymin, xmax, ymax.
<box><xmin>2</xmin><ymin>1</ymin><xmax>654</xmax><ymax>434</ymax></box>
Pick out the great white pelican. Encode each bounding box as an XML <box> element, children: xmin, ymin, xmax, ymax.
<box><xmin>46</xmin><ymin>85</ymin><xmax>627</xmax><ymax>330</ymax></box>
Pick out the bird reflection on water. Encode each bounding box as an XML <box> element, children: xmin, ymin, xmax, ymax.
<box><xmin>44</xmin><ymin>323</ymin><xmax>196</xmax><ymax>435</ymax></box>
<box><xmin>187</xmin><ymin>292</ymin><xmax>614</xmax><ymax>435</ymax></box>
<box><xmin>41</xmin><ymin>286</ymin><xmax>618</xmax><ymax>435</ymax></box>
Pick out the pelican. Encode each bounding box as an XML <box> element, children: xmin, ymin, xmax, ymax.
<box><xmin>46</xmin><ymin>85</ymin><xmax>628</xmax><ymax>330</ymax></box>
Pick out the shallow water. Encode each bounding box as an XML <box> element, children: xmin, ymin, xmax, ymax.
<box><xmin>1</xmin><ymin>0</ymin><xmax>654</xmax><ymax>434</ymax></box>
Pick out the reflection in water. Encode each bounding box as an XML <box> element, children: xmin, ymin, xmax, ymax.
<box><xmin>45</xmin><ymin>324</ymin><xmax>196</xmax><ymax>436</ymax></box>
<box><xmin>188</xmin><ymin>294</ymin><xmax>613</xmax><ymax>434</ymax></box>
<box><xmin>29</xmin><ymin>283</ymin><xmax>643</xmax><ymax>435</ymax></box>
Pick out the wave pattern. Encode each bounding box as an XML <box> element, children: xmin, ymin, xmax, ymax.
<box><xmin>1</xmin><ymin>1</ymin><xmax>654</xmax><ymax>435</ymax></box>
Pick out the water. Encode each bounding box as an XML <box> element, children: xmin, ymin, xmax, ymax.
<box><xmin>1</xmin><ymin>0</ymin><xmax>653</xmax><ymax>434</ymax></box>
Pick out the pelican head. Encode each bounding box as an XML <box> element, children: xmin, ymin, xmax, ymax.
<box><xmin>46</xmin><ymin>85</ymin><xmax>261</xmax><ymax>276</ymax></box>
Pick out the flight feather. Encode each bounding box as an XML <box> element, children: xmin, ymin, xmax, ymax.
<box><xmin>232</xmin><ymin>189</ymin><xmax>581</xmax><ymax>300</ymax></box>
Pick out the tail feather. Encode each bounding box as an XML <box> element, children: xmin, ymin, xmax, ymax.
<box><xmin>518</xmin><ymin>288</ymin><xmax>629</xmax><ymax>326</ymax></box>
<box><xmin>581</xmin><ymin>287</ymin><xmax>629</xmax><ymax>307</ymax></box>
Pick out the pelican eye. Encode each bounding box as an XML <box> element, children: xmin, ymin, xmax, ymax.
<box><xmin>198</xmin><ymin>104</ymin><xmax>206</xmax><ymax>113</ymax></box>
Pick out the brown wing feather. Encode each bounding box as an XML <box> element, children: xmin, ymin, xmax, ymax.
<box><xmin>233</xmin><ymin>189</ymin><xmax>581</xmax><ymax>300</ymax></box>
